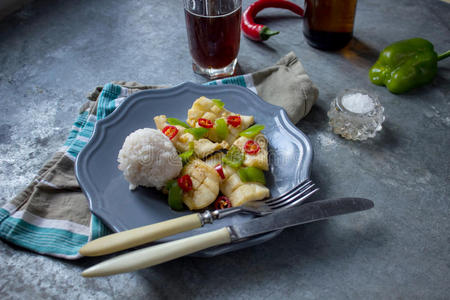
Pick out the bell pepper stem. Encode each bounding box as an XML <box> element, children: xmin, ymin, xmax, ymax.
<box><xmin>437</xmin><ymin>50</ymin><xmax>450</xmax><ymax>61</ymax></box>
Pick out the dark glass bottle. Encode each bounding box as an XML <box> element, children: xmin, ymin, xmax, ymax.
<box><xmin>303</xmin><ymin>0</ymin><xmax>358</xmax><ymax>50</ymax></box>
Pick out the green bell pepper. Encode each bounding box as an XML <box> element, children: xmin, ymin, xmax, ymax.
<box><xmin>240</xmin><ymin>124</ymin><xmax>265</xmax><ymax>138</ymax></box>
<box><xmin>184</xmin><ymin>127</ymin><xmax>208</xmax><ymax>139</ymax></box>
<box><xmin>179</xmin><ymin>149</ymin><xmax>194</xmax><ymax>165</ymax></box>
<box><xmin>369</xmin><ymin>38</ymin><xmax>450</xmax><ymax>94</ymax></box>
<box><xmin>179</xmin><ymin>142</ymin><xmax>195</xmax><ymax>165</ymax></box>
<box><xmin>222</xmin><ymin>146</ymin><xmax>244</xmax><ymax>169</ymax></box>
<box><xmin>238</xmin><ymin>167</ymin><xmax>266</xmax><ymax>185</ymax></box>
<box><xmin>211</xmin><ymin>99</ymin><xmax>225</xmax><ymax>108</ymax></box>
<box><xmin>166</xmin><ymin>180</ymin><xmax>184</xmax><ymax>211</ymax></box>
<box><xmin>215</xmin><ymin>118</ymin><xmax>228</xmax><ymax>141</ymax></box>
<box><xmin>167</xmin><ymin>117</ymin><xmax>190</xmax><ymax>128</ymax></box>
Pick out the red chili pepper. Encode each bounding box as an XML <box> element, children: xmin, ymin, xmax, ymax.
<box><xmin>198</xmin><ymin>118</ymin><xmax>214</xmax><ymax>128</ymax></box>
<box><xmin>241</xmin><ymin>0</ymin><xmax>304</xmax><ymax>41</ymax></box>
<box><xmin>227</xmin><ymin>115</ymin><xmax>241</xmax><ymax>127</ymax></box>
<box><xmin>177</xmin><ymin>175</ymin><xmax>193</xmax><ymax>192</ymax></box>
<box><xmin>162</xmin><ymin>125</ymin><xmax>178</xmax><ymax>140</ymax></box>
<box><xmin>214</xmin><ymin>196</ymin><xmax>232</xmax><ymax>210</ymax></box>
<box><xmin>244</xmin><ymin>140</ymin><xmax>261</xmax><ymax>155</ymax></box>
<box><xmin>215</xmin><ymin>164</ymin><xmax>226</xmax><ymax>179</ymax></box>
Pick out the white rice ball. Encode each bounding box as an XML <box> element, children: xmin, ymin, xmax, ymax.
<box><xmin>118</xmin><ymin>128</ymin><xmax>182</xmax><ymax>190</ymax></box>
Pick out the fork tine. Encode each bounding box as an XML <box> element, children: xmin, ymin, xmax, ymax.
<box><xmin>266</xmin><ymin>180</ymin><xmax>315</xmax><ymax>205</ymax></box>
<box><xmin>265</xmin><ymin>179</ymin><xmax>312</xmax><ymax>203</ymax></box>
<box><xmin>268</xmin><ymin>187</ymin><xmax>319</xmax><ymax>210</ymax></box>
<box><xmin>266</xmin><ymin>184</ymin><xmax>316</xmax><ymax>209</ymax></box>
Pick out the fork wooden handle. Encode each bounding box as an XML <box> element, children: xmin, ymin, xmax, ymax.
<box><xmin>79</xmin><ymin>214</ymin><xmax>203</xmax><ymax>256</ymax></box>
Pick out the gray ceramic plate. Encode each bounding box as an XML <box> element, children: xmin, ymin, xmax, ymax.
<box><xmin>75</xmin><ymin>82</ymin><xmax>313</xmax><ymax>257</ymax></box>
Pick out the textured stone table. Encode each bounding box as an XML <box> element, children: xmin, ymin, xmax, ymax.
<box><xmin>1</xmin><ymin>0</ymin><xmax>449</xmax><ymax>299</ymax></box>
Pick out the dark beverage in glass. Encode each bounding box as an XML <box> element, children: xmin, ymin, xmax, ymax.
<box><xmin>185</xmin><ymin>7</ymin><xmax>241</xmax><ymax>69</ymax></box>
<box><xmin>184</xmin><ymin>0</ymin><xmax>242</xmax><ymax>79</ymax></box>
<box><xmin>303</xmin><ymin>0</ymin><xmax>358</xmax><ymax>50</ymax></box>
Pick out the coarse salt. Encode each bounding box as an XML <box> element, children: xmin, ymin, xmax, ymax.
<box><xmin>341</xmin><ymin>93</ymin><xmax>375</xmax><ymax>114</ymax></box>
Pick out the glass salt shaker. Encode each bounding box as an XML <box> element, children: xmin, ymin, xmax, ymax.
<box><xmin>327</xmin><ymin>89</ymin><xmax>385</xmax><ymax>141</ymax></box>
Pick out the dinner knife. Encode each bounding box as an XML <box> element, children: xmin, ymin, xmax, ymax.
<box><xmin>82</xmin><ymin>197</ymin><xmax>374</xmax><ymax>277</ymax></box>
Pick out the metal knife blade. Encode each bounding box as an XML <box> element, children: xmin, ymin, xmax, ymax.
<box><xmin>228</xmin><ymin>197</ymin><xmax>374</xmax><ymax>241</ymax></box>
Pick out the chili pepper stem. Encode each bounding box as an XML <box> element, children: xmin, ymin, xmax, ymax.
<box><xmin>241</xmin><ymin>0</ymin><xmax>303</xmax><ymax>42</ymax></box>
<box><xmin>437</xmin><ymin>50</ymin><xmax>450</xmax><ymax>61</ymax></box>
<box><xmin>260</xmin><ymin>26</ymin><xmax>280</xmax><ymax>40</ymax></box>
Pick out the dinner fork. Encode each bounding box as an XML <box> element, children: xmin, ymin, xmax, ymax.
<box><xmin>79</xmin><ymin>179</ymin><xmax>318</xmax><ymax>257</ymax></box>
<box><xmin>208</xmin><ymin>179</ymin><xmax>318</xmax><ymax>220</ymax></box>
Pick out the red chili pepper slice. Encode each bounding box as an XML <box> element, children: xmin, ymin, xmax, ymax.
<box><xmin>198</xmin><ymin>118</ymin><xmax>214</xmax><ymax>128</ymax></box>
<box><xmin>214</xmin><ymin>196</ymin><xmax>232</xmax><ymax>210</ymax></box>
<box><xmin>177</xmin><ymin>175</ymin><xmax>193</xmax><ymax>192</ymax></box>
<box><xmin>242</xmin><ymin>0</ymin><xmax>304</xmax><ymax>41</ymax></box>
<box><xmin>162</xmin><ymin>125</ymin><xmax>178</xmax><ymax>140</ymax></box>
<box><xmin>244</xmin><ymin>140</ymin><xmax>261</xmax><ymax>155</ymax></box>
<box><xmin>215</xmin><ymin>164</ymin><xmax>226</xmax><ymax>179</ymax></box>
<box><xmin>227</xmin><ymin>115</ymin><xmax>241</xmax><ymax>127</ymax></box>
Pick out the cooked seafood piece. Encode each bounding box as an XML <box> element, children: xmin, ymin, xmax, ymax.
<box><xmin>233</xmin><ymin>134</ymin><xmax>269</xmax><ymax>171</ymax></box>
<box><xmin>194</xmin><ymin>139</ymin><xmax>228</xmax><ymax>159</ymax></box>
<box><xmin>187</xmin><ymin>96</ymin><xmax>227</xmax><ymax>127</ymax></box>
<box><xmin>220</xmin><ymin>164</ymin><xmax>270</xmax><ymax>207</ymax></box>
<box><xmin>203</xmin><ymin>156</ymin><xmax>270</xmax><ymax>207</ymax></box>
<box><xmin>181</xmin><ymin>159</ymin><xmax>220</xmax><ymax>210</ymax></box>
<box><xmin>154</xmin><ymin>115</ymin><xmax>192</xmax><ymax>152</ymax></box>
<box><xmin>203</xmin><ymin>152</ymin><xmax>224</xmax><ymax>169</ymax></box>
<box><xmin>228</xmin><ymin>183</ymin><xmax>270</xmax><ymax>207</ymax></box>
<box><xmin>154</xmin><ymin>115</ymin><xmax>227</xmax><ymax>158</ymax></box>
<box><xmin>186</xmin><ymin>96</ymin><xmax>255</xmax><ymax>144</ymax></box>
<box><xmin>226</xmin><ymin>115</ymin><xmax>254</xmax><ymax>145</ymax></box>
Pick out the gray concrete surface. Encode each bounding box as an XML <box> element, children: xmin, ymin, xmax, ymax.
<box><xmin>0</xmin><ymin>0</ymin><xmax>449</xmax><ymax>299</ymax></box>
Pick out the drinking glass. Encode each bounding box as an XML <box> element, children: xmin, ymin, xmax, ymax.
<box><xmin>183</xmin><ymin>0</ymin><xmax>242</xmax><ymax>79</ymax></box>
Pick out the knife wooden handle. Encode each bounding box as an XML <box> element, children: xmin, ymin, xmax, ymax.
<box><xmin>82</xmin><ymin>227</ymin><xmax>232</xmax><ymax>277</ymax></box>
<box><xmin>79</xmin><ymin>213</ymin><xmax>203</xmax><ymax>256</ymax></box>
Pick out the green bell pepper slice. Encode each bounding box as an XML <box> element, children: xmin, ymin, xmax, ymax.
<box><xmin>222</xmin><ymin>146</ymin><xmax>244</xmax><ymax>169</ymax></box>
<box><xmin>179</xmin><ymin>149</ymin><xmax>194</xmax><ymax>166</ymax></box>
<box><xmin>166</xmin><ymin>180</ymin><xmax>184</xmax><ymax>211</ymax></box>
<box><xmin>240</xmin><ymin>124</ymin><xmax>265</xmax><ymax>138</ymax></box>
<box><xmin>215</xmin><ymin>118</ymin><xmax>228</xmax><ymax>140</ymax></box>
<box><xmin>184</xmin><ymin>127</ymin><xmax>208</xmax><ymax>140</ymax></box>
<box><xmin>179</xmin><ymin>142</ymin><xmax>195</xmax><ymax>165</ymax></box>
<box><xmin>238</xmin><ymin>167</ymin><xmax>266</xmax><ymax>185</ymax></box>
<box><xmin>211</xmin><ymin>99</ymin><xmax>225</xmax><ymax>108</ymax></box>
<box><xmin>369</xmin><ymin>38</ymin><xmax>449</xmax><ymax>94</ymax></box>
<box><xmin>167</xmin><ymin>118</ymin><xmax>190</xmax><ymax>128</ymax></box>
